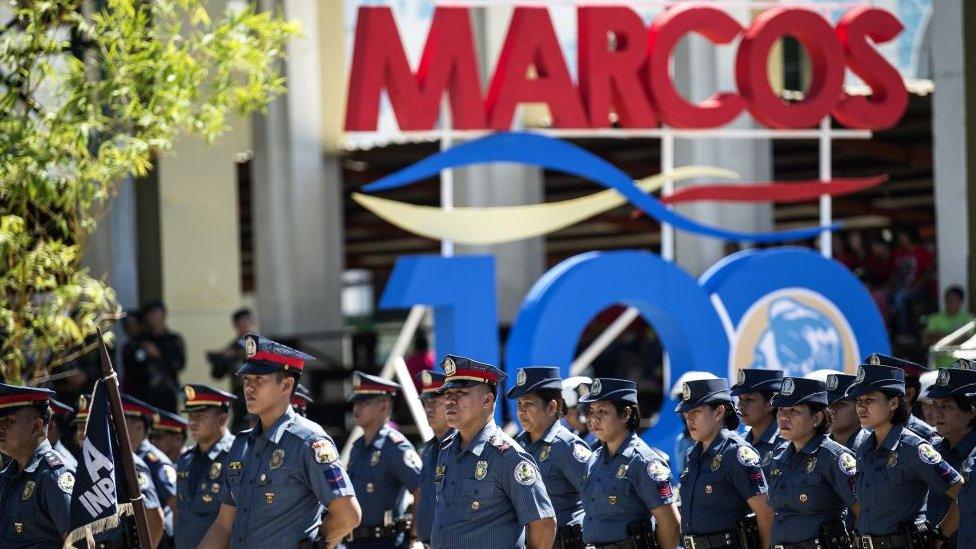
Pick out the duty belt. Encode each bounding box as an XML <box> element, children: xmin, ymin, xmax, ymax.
<box><xmin>682</xmin><ymin>530</ymin><xmax>737</xmax><ymax>549</ymax></box>
<box><xmin>346</xmin><ymin>524</ymin><xmax>398</xmax><ymax>541</ymax></box>
<box><xmin>854</xmin><ymin>533</ymin><xmax>911</xmax><ymax>549</ymax></box>
<box><xmin>773</xmin><ymin>540</ymin><xmax>825</xmax><ymax>549</ymax></box>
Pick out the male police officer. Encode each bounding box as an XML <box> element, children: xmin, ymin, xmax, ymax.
<box><xmin>175</xmin><ymin>384</ymin><xmax>237</xmax><ymax>549</ymax></box>
<box><xmin>431</xmin><ymin>355</ymin><xmax>556</xmax><ymax>549</ymax></box>
<box><xmin>48</xmin><ymin>398</ymin><xmax>78</xmax><ymax>469</ymax></box>
<box><xmin>152</xmin><ymin>408</ymin><xmax>189</xmax><ymax>462</ymax></box>
<box><xmin>415</xmin><ymin>370</ymin><xmax>454</xmax><ymax>547</ymax></box>
<box><xmin>292</xmin><ymin>383</ymin><xmax>313</xmax><ymax>417</ymax></box>
<box><xmin>199</xmin><ymin>334</ymin><xmax>362</xmax><ymax>548</ymax></box>
<box><xmin>347</xmin><ymin>372</ymin><xmax>423</xmax><ymax>547</ymax></box>
<box><xmin>730</xmin><ymin>368</ymin><xmax>784</xmax><ymax>465</ymax></box>
<box><xmin>122</xmin><ymin>394</ymin><xmax>179</xmax><ymax>546</ymax></box>
<box><xmin>0</xmin><ymin>384</ymin><xmax>76</xmax><ymax>547</ymax></box>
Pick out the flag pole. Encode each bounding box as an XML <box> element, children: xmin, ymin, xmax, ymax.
<box><xmin>96</xmin><ymin>328</ymin><xmax>152</xmax><ymax>548</ymax></box>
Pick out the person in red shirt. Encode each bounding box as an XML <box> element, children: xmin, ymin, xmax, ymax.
<box><xmin>405</xmin><ymin>333</ymin><xmax>434</xmax><ymax>391</ymax></box>
<box><xmin>891</xmin><ymin>228</ymin><xmax>936</xmax><ymax>336</ymax></box>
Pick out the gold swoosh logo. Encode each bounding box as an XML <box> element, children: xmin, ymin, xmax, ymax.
<box><xmin>353</xmin><ymin>166</ymin><xmax>738</xmax><ymax>245</ymax></box>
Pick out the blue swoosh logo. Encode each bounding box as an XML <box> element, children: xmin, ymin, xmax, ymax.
<box><xmin>363</xmin><ymin>132</ymin><xmax>840</xmax><ymax>243</ymax></box>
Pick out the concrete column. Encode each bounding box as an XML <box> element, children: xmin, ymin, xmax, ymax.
<box><xmin>84</xmin><ymin>177</ymin><xmax>140</xmax><ymax>311</ymax></box>
<box><xmin>931</xmin><ymin>0</ymin><xmax>973</xmax><ymax>306</ymax></box>
<box><xmin>252</xmin><ymin>0</ymin><xmax>345</xmax><ymax>359</ymax></box>
<box><xmin>671</xmin><ymin>30</ymin><xmax>773</xmax><ymax>277</ymax></box>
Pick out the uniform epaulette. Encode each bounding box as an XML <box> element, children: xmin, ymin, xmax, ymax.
<box><xmin>489</xmin><ymin>435</ymin><xmax>511</xmax><ymax>453</ymax></box>
<box><xmin>43</xmin><ymin>450</ymin><xmax>64</xmax><ymax>468</ymax></box>
<box><xmin>387</xmin><ymin>429</ymin><xmax>406</xmax><ymax>444</ymax></box>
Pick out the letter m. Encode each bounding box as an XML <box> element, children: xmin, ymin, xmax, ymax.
<box><xmin>344</xmin><ymin>7</ymin><xmax>486</xmax><ymax>131</ymax></box>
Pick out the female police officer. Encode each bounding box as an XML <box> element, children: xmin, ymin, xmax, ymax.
<box><xmin>508</xmin><ymin>367</ymin><xmax>590</xmax><ymax>548</ymax></box>
<box><xmin>767</xmin><ymin>377</ymin><xmax>856</xmax><ymax>548</ymax></box>
<box><xmin>847</xmin><ymin>362</ymin><xmax>964</xmax><ymax>547</ymax></box>
<box><xmin>578</xmin><ymin>378</ymin><xmax>680</xmax><ymax>548</ymax></box>
<box><xmin>676</xmin><ymin>377</ymin><xmax>773</xmax><ymax>548</ymax></box>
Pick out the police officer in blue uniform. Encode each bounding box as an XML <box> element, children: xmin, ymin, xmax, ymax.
<box><xmin>954</xmin><ymin>378</ymin><xmax>976</xmax><ymax>548</ymax></box>
<box><xmin>175</xmin><ymin>384</ymin><xmax>237</xmax><ymax>549</ymax></box>
<box><xmin>291</xmin><ymin>383</ymin><xmax>313</xmax><ymax>417</ymax></box>
<box><xmin>846</xmin><ymin>362</ymin><xmax>964</xmax><ymax>546</ymax></box>
<box><xmin>922</xmin><ymin>366</ymin><xmax>976</xmax><ymax>547</ymax></box>
<box><xmin>0</xmin><ymin>384</ymin><xmax>76</xmax><ymax>547</ymax></box>
<box><xmin>415</xmin><ymin>369</ymin><xmax>454</xmax><ymax>547</ymax></box>
<box><xmin>676</xmin><ymin>378</ymin><xmax>773</xmax><ymax>548</ymax></box>
<box><xmin>731</xmin><ymin>368</ymin><xmax>785</xmax><ymax>466</ymax></box>
<box><xmin>346</xmin><ymin>371</ymin><xmax>423</xmax><ymax>547</ymax></box>
<box><xmin>72</xmin><ymin>393</ymin><xmax>166</xmax><ymax>548</ymax></box>
<box><xmin>767</xmin><ymin>377</ymin><xmax>857</xmax><ymax>548</ymax></box>
<box><xmin>152</xmin><ymin>407</ymin><xmax>189</xmax><ymax>463</ymax></box>
<box><xmin>578</xmin><ymin>377</ymin><xmax>679</xmax><ymax>548</ymax></box>
<box><xmin>561</xmin><ymin>377</ymin><xmax>597</xmax><ymax>448</ymax></box>
<box><xmin>823</xmin><ymin>373</ymin><xmax>868</xmax><ymax>451</ymax></box>
<box><xmin>431</xmin><ymin>355</ymin><xmax>556</xmax><ymax>548</ymax></box>
<box><xmin>122</xmin><ymin>394</ymin><xmax>179</xmax><ymax>546</ymax></box>
<box><xmin>48</xmin><ymin>398</ymin><xmax>78</xmax><ymax>470</ymax></box>
<box><xmin>508</xmin><ymin>367</ymin><xmax>591</xmax><ymax>548</ymax></box>
<box><xmin>864</xmin><ymin>353</ymin><xmax>939</xmax><ymax>443</ymax></box>
<box><xmin>199</xmin><ymin>334</ymin><xmax>361</xmax><ymax>548</ymax></box>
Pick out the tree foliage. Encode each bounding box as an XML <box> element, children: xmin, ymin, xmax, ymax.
<box><xmin>0</xmin><ymin>0</ymin><xmax>298</xmax><ymax>383</ymax></box>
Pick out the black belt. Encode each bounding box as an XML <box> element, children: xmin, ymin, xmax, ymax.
<box><xmin>590</xmin><ymin>542</ymin><xmax>629</xmax><ymax>549</ymax></box>
<box><xmin>346</xmin><ymin>524</ymin><xmax>398</xmax><ymax>541</ymax></box>
<box><xmin>682</xmin><ymin>530</ymin><xmax>738</xmax><ymax>548</ymax></box>
<box><xmin>773</xmin><ymin>540</ymin><xmax>824</xmax><ymax>549</ymax></box>
<box><xmin>854</xmin><ymin>533</ymin><xmax>911</xmax><ymax>549</ymax></box>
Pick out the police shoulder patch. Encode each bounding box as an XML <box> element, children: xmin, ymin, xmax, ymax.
<box><xmin>161</xmin><ymin>464</ymin><xmax>177</xmax><ymax>485</ymax></box>
<box><xmin>58</xmin><ymin>472</ymin><xmax>75</xmax><ymax>494</ymax></box>
<box><xmin>918</xmin><ymin>443</ymin><xmax>943</xmax><ymax>465</ymax></box>
<box><xmin>572</xmin><ymin>443</ymin><xmax>592</xmax><ymax>463</ymax></box>
<box><xmin>838</xmin><ymin>452</ymin><xmax>857</xmax><ymax>476</ymax></box>
<box><xmin>646</xmin><ymin>459</ymin><xmax>671</xmax><ymax>482</ymax></box>
<box><xmin>404</xmin><ymin>449</ymin><xmax>422</xmax><ymax>472</ymax></box>
<box><xmin>736</xmin><ymin>446</ymin><xmax>761</xmax><ymax>467</ymax></box>
<box><xmin>311</xmin><ymin>438</ymin><xmax>339</xmax><ymax>464</ymax></box>
<box><xmin>514</xmin><ymin>460</ymin><xmax>536</xmax><ymax>486</ymax></box>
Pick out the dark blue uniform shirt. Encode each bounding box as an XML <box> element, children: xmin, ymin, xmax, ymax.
<box><xmin>926</xmin><ymin>427</ymin><xmax>976</xmax><ymax>529</ymax></box>
<box><xmin>348</xmin><ymin>425</ymin><xmax>423</xmax><ymax>527</ymax></box>
<box><xmin>220</xmin><ymin>407</ymin><xmax>356</xmax><ymax>547</ymax></box>
<box><xmin>679</xmin><ymin>429</ymin><xmax>768</xmax><ymax>536</ymax></box>
<box><xmin>516</xmin><ymin>420</ymin><xmax>589</xmax><ymax>527</ymax></box>
<box><xmin>954</xmin><ymin>447</ymin><xmax>976</xmax><ymax>547</ymax></box>
<box><xmin>175</xmin><ymin>430</ymin><xmax>235</xmax><ymax>549</ymax></box>
<box><xmin>906</xmin><ymin>414</ymin><xmax>939</xmax><ymax>444</ymax></box>
<box><xmin>747</xmin><ymin>420</ymin><xmax>783</xmax><ymax>469</ymax></box>
<box><xmin>767</xmin><ymin>434</ymin><xmax>857</xmax><ymax>544</ymax></box>
<box><xmin>0</xmin><ymin>440</ymin><xmax>75</xmax><ymax>547</ymax></box>
<box><xmin>431</xmin><ymin>420</ymin><xmax>554</xmax><ymax>549</ymax></box>
<box><xmin>136</xmin><ymin>438</ymin><xmax>178</xmax><ymax>538</ymax></box>
<box><xmin>417</xmin><ymin>430</ymin><xmax>454</xmax><ymax>544</ymax></box>
<box><xmin>581</xmin><ymin>432</ymin><xmax>675</xmax><ymax>544</ymax></box>
<box><xmin>832</xmin><ymin>429</ymin><xmax>869</xmax><ymax>451</ymax></box>
<box><xmin>853</xmin><ymin>424</ymin><xmax>962</xmax><ymax>535</ymax></box>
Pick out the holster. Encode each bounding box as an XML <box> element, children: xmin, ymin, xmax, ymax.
<box><xmin>897</xmin><ymin>520</ymin><xmax>931</xmax><ymax>549</ymax></box>
<box><xmin>555</xmin><ymin>523</ymin><xmax>586</xmax><ymax>549</ymax></box>
<box><xmin>820</xmin><ymin>520</ymin><xmax>853</xmax><ymax>549</ymax></box>
<box><xmin>626</xmin><ymin>520</ymin><xmax>660</xmax><ymax>549</ymax></box>
<box><xmin>736</xmin><ymin>514</ymin><xmax>761</xmax><ymax>548</ymax></box>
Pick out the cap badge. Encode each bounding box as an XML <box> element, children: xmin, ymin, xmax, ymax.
<box><xmin>781</xmin><ymin>378</ymin><xmax>795</xmax><ymax>396</ymax></box>
<box><xmin>826</xmin><ymin>375</ymin><xmax>838</xmax><ymax>391</ymax></box>
<box><xmin>444</xmin><ymin>357</ymin><xmax>456</xmax><ymax>376</ymax></box>
<box><xmin>78</xmin><ymin>395</ymin><xmax>88</xmax><ymax>413</ymax></box>
<box><xmin>245</xmin><ymin>336</ymin><xmax>257</xmax><ymax>358</ymax></box>
<box><xmin>737</xmin><ymin>370</ymin><xmax>746</xmax><ymax>384</ymax></box>
<box><xmin>856</xmin><ymin>367</ymin><xmax>866</xmax><ymax>383</ymax></box>
<box><xmin>421</xmin><ymin>370</ymin><xmax>432</xmax><ymax>386</ymax></box>
<box><xmin>938</xmin><ymin>369</ymin><xmax>950</xmax><ymax>386</ymax></box>
<box><xmin>184</xmin><ymin>385</ymin><xmax>196</xmax><ymax>401</ymax></box>
<box><xmin>681</xmin><ymin>383</ymin><xmax>691</xmax><ymax>401</ymax></box>
<box><xmin>591</xmin><ymin>379</ymin><xmax>602</xmax><ymax>396</ymax></box>
<box><xmin>577</xmin><ymin>383</ymin><xmax>590</xmax><ymax>397</ymax></box>
<box><xmin>517</xmin><ymin>369</ymin><xmax>527</xmax><ymax>387</ymax></box>
<box><xmin>868</xmin><ymin>354</ymin><xmax>880</xmax><ymax>365</ymax></box>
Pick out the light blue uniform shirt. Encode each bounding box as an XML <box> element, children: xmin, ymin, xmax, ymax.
<box><xmin>175</xmin><ymin>430</ymin><xmax>235</xmax><ymax>549</ymax></box>
<box><xmin>581</xmin><ymin>432</ymin><xmax>675</xmax><ymax>544</ymax></box>
<box><xmin>417</xmin><ymin>430</ymin><xmax>454</xmax><ymax>544</ymax></box>
<box><xmin>348</xmin><ymin>425</ymin><xmax>422</xmax><ymax>527</ymax></box>
<box><xmin>0</xmin><ymin>440</ymin><xmax>75</xmax><ymax>547</ymax></box>
<box><xmin>220</xmin><ymin>407</ymin><xmax>356</xmax><ymax>547</ymax></box>
<box><xmin>516</xmin><ymin>420</ymin><xmax>589</xmax><ymax>527</ymax></box>
<box><xmin>431</xmin><ymin>420</ymin><xmax>554</xmax><ymax>549</ymax></box>
<box><xmin>767</xmin><ymin>434</ymin><xmax>857</xmax><ymax>544</ymax></box>
<box><xmin>136</xmin><ymin>438</ymin><xmax>177</xmax><ymax>538</ymax></box>
<box><xmin>853</xmin><ymin>424</ymin><xmax>962</xmax><ymax>535</ymax></box>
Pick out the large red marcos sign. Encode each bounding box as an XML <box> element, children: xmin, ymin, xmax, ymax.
<box><xmin>345</xmin><ymin>4</ymin><xmax>906</xmax><ymax>132</ymax></box>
